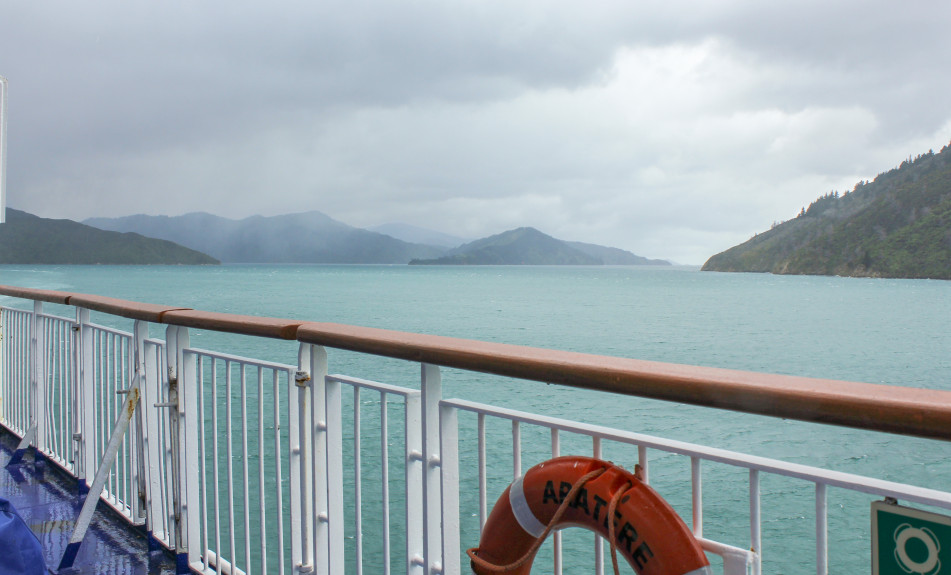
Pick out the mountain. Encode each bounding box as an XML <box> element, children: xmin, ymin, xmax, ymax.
<box><xmin>566</xmin><ymin>241</ymin><xmax>670</xmax><ymax>265</ymax></box>
<box><xmin>368</xmin><ymin>223</ymin><xmax>467</xmax><ymax>248</ymax></box>
<box><xmin>0</xmin><ymin>209</ymin><xmax>219</xmax><ymax>264</ymax></box>
<box><xmin>702</xmin><ymin>142</ymin><xmax>951</xmax><ymax>279</ymax></box>
<box><xmin>85</xmin><ymin>211</ymin><xmax>445</xmax><ymax>263</ymax></box>
<box><xmin>410</xmin><ymin>227</ymin><xmax>613</xmax><ymax>265</ymax></box>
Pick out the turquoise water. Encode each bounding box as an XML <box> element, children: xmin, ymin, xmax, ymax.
<box><xmin>2</xmin><ymin>264</ymin><xmax>950</xmax><ymax>573</ymax></box>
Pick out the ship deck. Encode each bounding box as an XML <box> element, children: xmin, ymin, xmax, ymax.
<box><xmin>0</xmin><ymin>427</ymin><xmax>176</xmax><ymax>574</ymax></box>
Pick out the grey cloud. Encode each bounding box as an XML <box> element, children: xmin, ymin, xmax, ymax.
<box><xmin>2</xmin><ymin>1</ymin><xmax>951</xmax><ymax>265</ymax></box>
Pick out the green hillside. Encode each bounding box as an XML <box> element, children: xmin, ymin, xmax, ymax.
<box><xmin>410</xmin><ymin>227</ymin><xmax>603</xmax><ymax>265</ymax></box>
<box><xmin>702</xmin><ymin>142</ymin><xmax>951</xmax><ymax>279</ymax></box>
<box><xmin>0</xmin><ymin>209</ymin><xmax>219</xmax><ymax>264</ymax></box>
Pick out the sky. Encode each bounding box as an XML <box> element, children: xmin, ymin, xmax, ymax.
<box><xmin>2</xmin><ymin>1</ymin><xmax>950</xmax><ymax>264</ymax></box>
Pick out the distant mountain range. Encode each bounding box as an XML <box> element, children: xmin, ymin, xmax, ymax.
<box><xmin>0</xmin><ymin>209</ymin><xmax>219</xmax><ymax>264</ymax></box>
<box><xmin>409</xmin><ymin>227</ymin><xmax>670</xmax><ymax>266</ymax></box>
<box><xmin>86</xmin><ymin>212</ymin><xmax>667</xmax><ymax>266</ymax></box>
<box><xmin>368</xmin><ymin>222</ymin><xmax>467</xmax><ymax>248</ymax></box>
<box><xmin>703</xmin><ymin>141</ymin><xmax>951</xmax><ymax>279</ymax></box>
<box><xmin>85</xmin><ymin>211</ymin><xmax>444</xmax><ymax>264</ymax></box>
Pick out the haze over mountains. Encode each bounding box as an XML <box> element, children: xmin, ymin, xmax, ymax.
<box><xmin>410</xmin><ymin>227</ymin><xmax>670</xmax><ymax>265</ymax></box>
<box><xmin>85</xmin><ymin>211</ymin><xmax>666</xmax><ymax>266</ymax></box>
<box><xmin>703</xmin><ymin>141</ymin><xmax>951</xmax><ymax>279</ymax></box>
<box><xmin>85</xmin><ymin>211</ymin><xmax>444</xmax><ymax>264</ymax></box>
<box><xmin>0</xmin><ymin>209</ymin><xmax>219</xmax><ymax>264</ymax></box>
<box><xmin>368</xmin><ymin>223</ymin><xmax>467</xmax><ymax>249</ymax></box>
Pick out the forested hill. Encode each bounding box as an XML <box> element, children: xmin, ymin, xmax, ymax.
<box><xmin>0</xmin><ymin>209</ymin><xmax>219</xmax><ymax>264</ymax></box>
<box><xmin>702</xmin><ymin>142</ymin><xmax>951</xmax><ymax>279</ymax></box>
<box><xmin>409</xmin><ymin>227</ymin><xmax>669</xmax><ymax>265</ymax></box>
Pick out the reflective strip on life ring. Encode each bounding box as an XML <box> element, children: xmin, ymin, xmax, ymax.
<box><xmin>469</xmin><ymin>456</ymin><xmax>712</xmax><ymax>575</ymax></box>
<box><xmin>509</xmin><ymin>474</ymin><xmax>547</xmax><ymax>538</ymax></box>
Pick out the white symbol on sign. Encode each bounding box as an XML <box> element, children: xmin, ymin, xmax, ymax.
<box><xmin>894</xmin><ymin>523</ymin><xmax>941</xmax><ymax>575</ymax></box>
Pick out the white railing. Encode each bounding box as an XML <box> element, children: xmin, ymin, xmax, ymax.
<box><xmin>1</xmin><ymin>287</ymin><xmax>951</xmax><ymax>575</ymax></box>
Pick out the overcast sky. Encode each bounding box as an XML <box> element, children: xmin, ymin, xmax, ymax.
<box><xmin>2</xmin><ymin>1</ymin><xmax>950</xmax><ymax>263</ymax></box>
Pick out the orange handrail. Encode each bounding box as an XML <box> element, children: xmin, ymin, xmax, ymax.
<box><xmin>3</xmin><ymin>284</ymin><xmax>950</xmax><ymax>441</ymax></box>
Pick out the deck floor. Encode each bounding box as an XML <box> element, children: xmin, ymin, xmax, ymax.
<box><xmin>0</xmin><ymin>428</ymin><xmax>178</xmax><ymax>574</ymax></box>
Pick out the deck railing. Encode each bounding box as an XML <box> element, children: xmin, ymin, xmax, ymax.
<box><xmin>1</xmin><ymin>285</ymin><xmax>951</xmax><ymax>575</ymax></box>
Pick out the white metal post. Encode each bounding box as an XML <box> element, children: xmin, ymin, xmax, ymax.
<box><xmin>552</xmin><ymin>428</ymin><xmax>562</xmax><ymax>575</ymax></box>
<box><xmin>169</xmin><ymin>326</ymin><xmax>191</xmax><ymax>573</ymax></box>
<box><xmin>69</xmin><ymin>313</ymin><xmax>80</xmax><ymax>471</ymax></box>
<box><xmin>0</xmin><ymin>75</ymin><xmax>8</xmax><ymax>223</ymax></box>
<box><xmin>323</xmin><ymin>357</ymin><xmax>344</xmax><ymax>573</ymax></box>
<box><xmin>421</xmin><ymin>363</ymin><xmax>443</xmax><ymax>574</ymax></box>
<box><xmin>142</xmin><ymin>339</ymin><xmax>165</xmax><ymax>544</ymax></box>
<box><xmin>0</xmin><ymin>308</ymin><xmax>4</xmax><ymax>426</ymax></box>
<box><xmin>181</xmin><ymin>340</ymin><xmax>202</xmax><ymax>571</ymax></box>
<box><xmin>290</xmin><ymin>344</ymin><xmax>315</xmax><ymax>574</ymax></box>
<box><xmin>405</xmin><ymin>392</ymin><xmax>424</xmax><ymax>575</ymax></box>
<box><xmin>131</xmin><ymin>320</ymin><xmax>149</xmax><ymax>524</ymax></box>
<box><xmin>816</xmin><ymin>483</ymin><xmax>828</xmax><ymax>575</ymax></box>
<box><xmin>750</xmin><ymin>469</ymin><xmax>762</xmax><ymax>575</ymax></box>
<box><xmin>77</xmin><ymin>309</ymin><xmax>95</xmax><ymax>488</ymax></box>
<box><xmin>692</xmin><ymin>456</ymin><xmax>703</xmax><ymax>539</ymax></box>
<box><xmin>33</xmin><ymin>301</ymin><xmax>46</xmax><ymax>454</ymax></box>
<box><xmin>438</xmin><ymin>403</ymin><xmax>460</xmax><ymax>575</ymax></box>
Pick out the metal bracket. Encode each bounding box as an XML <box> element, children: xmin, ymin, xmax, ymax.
<box><xmin>294</xmin><ymin>370</ymin><xmax>311</xmax><ymax>387</ymax></box>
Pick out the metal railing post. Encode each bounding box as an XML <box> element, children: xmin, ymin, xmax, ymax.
<box><xmin>33</xmin><ymin>300</ymin><xmax>47</xmax><ymax>455</ymax></box>
<box><xmin>421</xmin><ymin>363</ymin><xmax>443</xmax><ymax>574</ymax></box>
<box><xmin>69</xmin><ymin>311</ymin><xmax>80</xmax><ymax>472</ymax></box>
<box><xmin>168</xmin><ymin>326</ymin><xmax>191</xmax><ymax>573</ymax></box>
<box><xmin>0</xmin><ymin>308</ymin><xmax>4</xmax><ymax>425</ymax></box>
<box><xmin>438</xmin><ymin>403</ymin><xmax>460</xmax><ymax>575</ymax></box>
<box><xmin>692</xmin><ymin>457</ymin><xmax>703</xmax><ymax>539</ymax></box>
<box><xmin>750</xmin><ymin>469</ymin><xmax>762</xmax><ymax>575</ymax></box>
<box><xmin>816</xmin><ymin>483</ymin><xmax>828</xmax><ymax>575</ymax></box>
<box><xmin>76</xmin><ymin>308</ymin><xmax>95</xmax><ymax>491</ymax></box>
<box><xmin>405</xmin><ymin>391</ymin><xmax>424</xmax><ymax>575</ymax></box>
<box><xmin>290</xmin><ymin>343</ymin><xmax>315</xmax><ymax>574</ymax></box>
<box><xmin>319</xmin><ymin>346</ymin><xmax>344</xmax><ymax>573</ymax></box>
<box><xmin>131</xmin><ymin>320</ymin><xmax>149</xmax><ymax>524</ymax></box>
<box><xmin>0</xmin><ymin>75</ymin><xmax>7</xmax><ymax>223</ymax></box>
<box><xmin>142</xmin><ymin>336</ymin><xmax>165</xmax><ymax>547</ymax></box>
<box><xmin>180</xmin><ymin>334</ymin><xmax>201</xmax><ymax>572</ymax></box>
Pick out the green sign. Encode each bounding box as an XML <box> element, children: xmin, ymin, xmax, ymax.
<box><xmin>873</xmin><ymin>501</ymin><xmax>951</xmax><ymax>575</ymax></box>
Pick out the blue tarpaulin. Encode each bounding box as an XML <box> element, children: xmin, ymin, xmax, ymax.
<box><xmin>0</xmin><ymin>496</ymin><xmax>46</xmax><ymax>575</ymax></box>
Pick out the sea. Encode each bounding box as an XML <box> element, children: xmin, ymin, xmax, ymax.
<box><xmin>1</xmin><ymin>263</ymin><xmax>949</xmax><ymax>574</ymax></box>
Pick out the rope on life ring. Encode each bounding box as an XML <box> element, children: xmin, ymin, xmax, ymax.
<box><xmin>467</xmin><ymin>456</ymin><xmax>712</xmax><ymax>575</ymax></box>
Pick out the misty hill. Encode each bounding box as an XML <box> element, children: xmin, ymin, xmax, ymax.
<box><xmin>85</xmin><ymin>211</ymin><xmax>444</xmax><ymax>263</ymax></box>
<box><xmin>0</xmin><ymin>209</ymin><xmax>219</xmax><ymax>264</ymax></box>
<box><xmin>566</xmin><ymin>241</ymin><xmax>670</xmax><ymax>265</ymax></box>
<box><xmin>702</xmin><ymin>141</ymin><xmax>951</xmax><ymax>279</ymax></box>
<box><xmin>408</xmin><ymin>227</ymin><xmax>665</xmax><ymax>265</ymax></box>
<box><xmin>368</xmin><ymin>223</ymin><xmax>467</xmax><ymax>248</ymax></box>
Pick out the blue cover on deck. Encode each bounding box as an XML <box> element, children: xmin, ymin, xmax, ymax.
<box><xmin>0</xmin><ymin>496</ymin><xmax>46</xmax><ymax>575</ymax></box>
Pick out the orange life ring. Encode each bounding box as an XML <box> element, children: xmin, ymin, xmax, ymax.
<box><xmin>468</xmin><ymin>456</ymin><xmax>711</xmax><ymax>575</ymax></box>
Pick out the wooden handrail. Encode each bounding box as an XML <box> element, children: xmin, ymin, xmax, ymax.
<box><xmin>3</xmin><ymin>284</ymin><xmax>951</xmax><ymax>440</ymax></box>
<box><xmin>294</xmin><ymin>322</ymin><xmax>951</xmax><ymax>441</ymax></box>
<box><xmin>0</xmin><ymin>285</ymin><xmax>71</xmax><ymax>305</ymax></box>
<box><xmin>162</xmin><ymin>309</ymin><xmax>305</xmax><ymax>340</ymax></box>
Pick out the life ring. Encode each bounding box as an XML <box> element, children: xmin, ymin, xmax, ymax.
<box><xmin>468</xmin><ymin>456</ymin><xmax>711</xmax><ymax>575</ymax></box>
